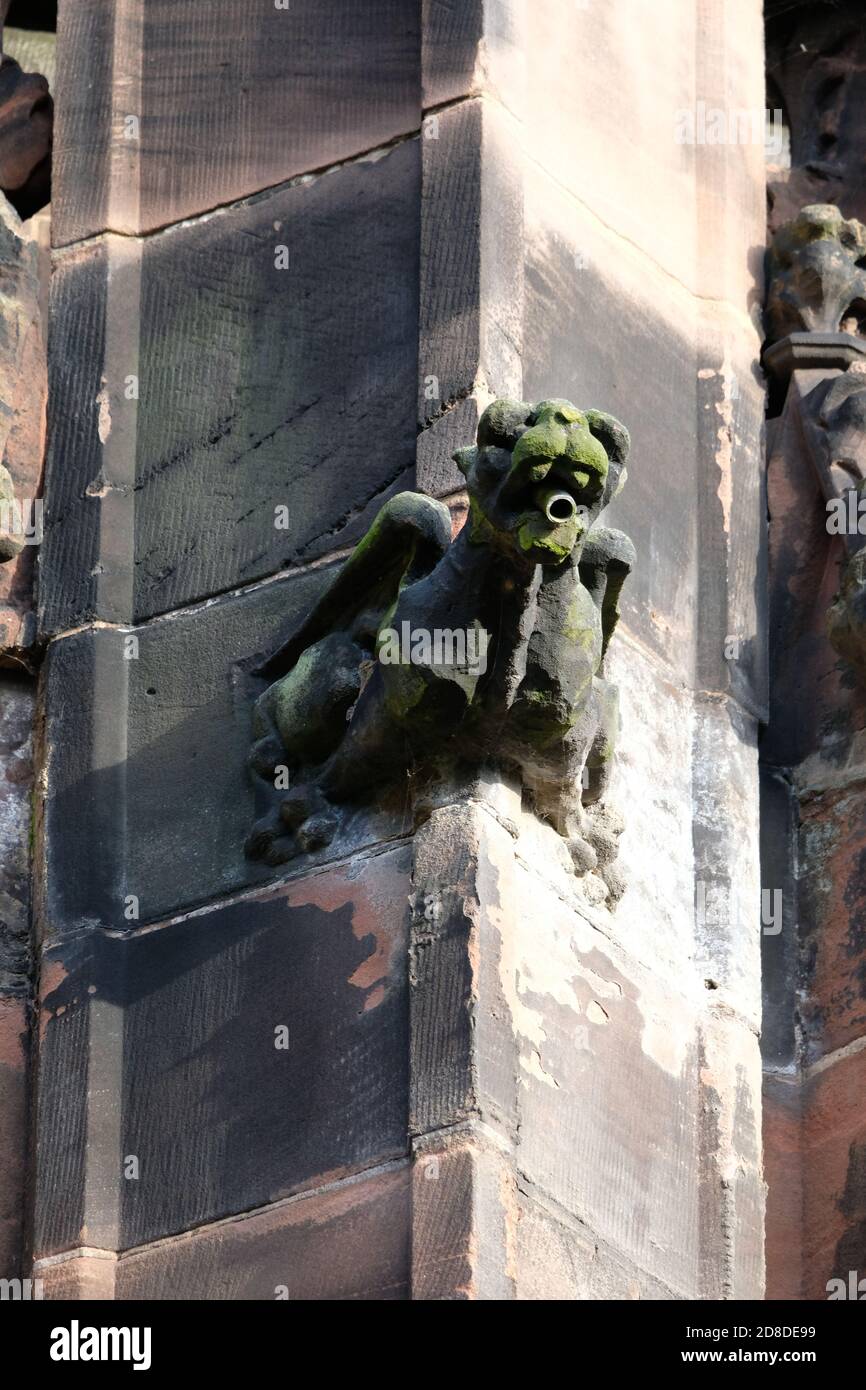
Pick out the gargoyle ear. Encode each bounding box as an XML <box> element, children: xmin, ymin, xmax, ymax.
<box><xmin>586</xmin><ymin>409</ymin><xmax>630</xmax><ymax>466</ymax></box>
<box><xmin>453</xmin><ymin>445</ymin><xmax>477</xmax><ymax>476</ymax></box>
<box><xmin>477</xmin><ymin>398</ymin><xmax>531</xmax><ymax>448</ymax></box>
<box><xmin>609</xmin><ymin>465</ymin><xmax>628</xmax><ymax>501</ymax></box>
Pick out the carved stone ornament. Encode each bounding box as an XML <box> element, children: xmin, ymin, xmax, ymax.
<box><xmin>246</xmin><ymin>398</ymin><xmax>635</xmax><ymax>896</ymax></box>
<box><xmin>764</xmin><ymin>204</ymin><xmax>866</xmax><ymax>353</ymax></box>
<box><xmin>764</xmin><ymin>204</ymin><xmax>866</xmax><ymax>673</ymax></box>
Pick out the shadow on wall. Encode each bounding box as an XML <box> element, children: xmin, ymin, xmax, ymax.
<box><xmin>36</xmin><ymin>843</ymin><xmax>412</xmax><ymax>1254</ymax></box>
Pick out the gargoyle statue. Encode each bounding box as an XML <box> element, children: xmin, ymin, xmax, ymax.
<box><xmin>246</xmin><ymin>398</ymin><xmax>635</xmax><ymax>897</ymax></box>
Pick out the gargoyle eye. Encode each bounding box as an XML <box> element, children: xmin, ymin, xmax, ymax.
<box><xmin>477</xmin><ymin>445</ymin><xmax>513</xmax><ymax>479</ymax></box>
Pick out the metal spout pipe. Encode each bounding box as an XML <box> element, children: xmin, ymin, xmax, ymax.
<box><xmin>536</xmin><ymin>486</ymin><xmax>578</xmax><ymax>524</ymax></box>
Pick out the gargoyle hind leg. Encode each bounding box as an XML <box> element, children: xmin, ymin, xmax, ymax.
<box><xmin>580</xmin><ymin>675</ymin><xmax>626</xmax><ymax>897</ymax></box>
<box><xmin>317</xmin><ymin>656</ymin><xmax>473</xmax><ymax>806</ymax></box>
<box><xmin>245</xmin><ymin>689</ymin><xmax>311</xmax><ymax>864</ymax></box>
<box><xmin>522</xmin><ymin>683</ymin><xmax>625</xmax><ymax>896</ymax></box>
<box><xmin>317</xmin><ymin>663</ymin><xmax>402</xmax><ymax>802</ymax></box>
<box><xmin>519</xmin><ymin>717</ymin><xmax>601</xmax><ymax>876</ymax></box>
<box><xmin>258</xmin><ymin>665</ymin><xmax>408</xmax><ymax>862</ymax></box>
<box><xmin>245</xmin><ymin>684</ymin><xmax>343</xmax><ymax>867</ymax></box>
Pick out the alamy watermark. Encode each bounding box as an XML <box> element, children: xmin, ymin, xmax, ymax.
<box><xmin>826</xmin><ymin>491</ymin><xmax>866</xmax><ymax>536</ymax></box>
<box><xmin>50</xmin><ymin>1322</ymin><xmax>151</xmax><ymax>1371</ymax></box>
<box><xmin>697</xmin><ymin>881</ymin><xmax>783</xmax><ymax>937</ymax></box>
<box><xmin>377</xmin><ymin>622</ymin><xmax>489</xmax><ymax>676</ymax></box>
<box><xmin>0</xmin><ymin>1276</ymin><xmax>43</xmax><ymax>1300</ymax></box>
<box><xmin>827</xmin><ymin>1270</ymin><xmax>866</xmax><ymax>1300</ymax></box>
<box><xmin>674</xmin><ymin>104</ymin><xmax>785</xmax><ymax>160</ymax></box>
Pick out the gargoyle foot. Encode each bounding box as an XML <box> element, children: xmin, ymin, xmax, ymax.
<box><xmin>276</xmin><ymin>783</ymin><xmax>339</xmax><ymax>857</ymax></box>
<box><xmin>566</xmin><ymin>833</ymin><xmax>598</xmax><ymax>875</ymax></box>
<box><xmin>295</xmin><ymin>811</ymin><xmax>339</xmax><ymax>853</ymax></box>
<box><xmin>245</xmin><ymin>810</ymin><xmax>297</xmax><ymax>865</ymax></box>
<box><xmin>583</xmin><ymin>803</ymin><xmax>626</xmax><ymax>904</ymax></box>
<box><xmin>246</xmin><ymin>782</ymin><xmax>341</xmax><ymax>863</ymax></box>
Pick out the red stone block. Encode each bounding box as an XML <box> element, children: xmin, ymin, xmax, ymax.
<box><xmin>0</xmin><ymin>995</ymin><xmax>27</xmax><ymax>1278</ymax></box>
<box><xmin>799</xmin><ymin>786</ymin><xmax>866</xmax><ymax>1058</ymax></box>
<box><xmin>801</xmin><ymin>1047</ymin><xmax>866</xmax><ymax>1300</ymax></box>
<box><xmin>37</xmin><ymin>1165</ymin><xmax>410</xmax><ymax>1301</ymax></box>
<box><xmin>763</xmin><ymin>1074</ymin><xmax>803</xmax><ymax>1301</ymax></box>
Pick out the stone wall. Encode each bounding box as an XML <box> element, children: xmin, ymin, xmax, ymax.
<box><xmin>762</xmin><ymin>1</ymin><xmax>866</xmax><ymax>1302</ymax></box>
<box><xmin>0</xmin><ymin>194</ymin><xmax>47</xmax><ymax>1284</ymax></box>
<box><xmin>27</xmin><ymin>0</ymin><xmax>768</xmax><ymax>1299</ymax></box>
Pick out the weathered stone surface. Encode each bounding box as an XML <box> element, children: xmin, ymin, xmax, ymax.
<box><xmin>3</xmin><ymin>27</ymin><xmax>56</xmax><ymax>96</ymax></box>
<box><xmin>0</xmin><ymin>676</ymin><xmax>31</xmax><ymax>1282</ymax></box>
<box><xmin>829</xmin><ymin>548</ymin><xmax>866</xmax><ymax>673</ymax></box>
<box><xmin>515</xmin><ymin>1188</ymin><xmax>677</xmax><ymax>1300</ymax></box>
<box><xmin>697</xmin><ymin>1007</ymin><xmax>765</xmax><ymax>1299</ymax></box>
<box><xmin>799</xmin><ymin>784</ymin><xmax>866</xmax><ymax>1060</ymax></box>
<box><xmin>409</xmin><ymin>787</ymin><xmax>522</xmax><ymax>1145</ymax></box>
<box><xmin>39</xmin><ymin>1166</ymin><xmax>409</xmax><ymax>1301</ymax></box>
<box><xmin>800</xmin><ymin>1047</ymin><xmax>866</xmax><ymax>1301</ymax></box>
<box><xmin>0</xmin><ymin>994</ymin><xmax>27</xmax><ymax>1280</ymax></box>
<box><xmin>421</xmin><ymin>0</ymin><xmax>524</xmax><ymax>114</ymax></box>
<box><xmin>40</xmin><ymin>138</ymin><xmax>421</xmax><ymax>633</ymax></box>
<box><xmin>412</xmin><ymin>1139</ymin><xmax>514</xmax><ymax>1300</ymax></box>
<box><xmin>35</xmin><ymin>1253</ymin><xmax>116</xmax><ymax>1301</ymax></box>
<box><xmin>417</xmin><ymin>98</ymin><xmax>522</xmax><ymax>459</ymax></box>
<box><xmin>760</xmin><ymin>767</ymin><xmax>800</xmax><ymax>1072</ymax></box>
<box><xmin>524</xmin><ymin>0</ymin><xmax>766</xmax><ymax>307</ymax></box>
<box><xmin>763</xmin><ymin>1073</ymin><xmax>803</xmax><ymax>1301</ymax></box>
<box><xmin>417</xmin><ymin>395</ymin><xmax>483</xmax><ymax>498</ymax></box>
<box><xmin>0</xmin><ymin>674</ymin><xmax>33</xmax><ymax>985</ymax></box>
<box><xmin>762</xmin><ymin>373</ymin><xmax>866</xmax><ymax>769</ymax></box>
<box><xmin>691</xmin><ymin>695</ymin><xmax>761</xmax><ymax>1021</ymax></box>
<box><xmin>767</xmin><ymin>2</ymin><xmax>866</xmax><ymax>231</ymax></box>
<box><xmin>603</xmin><ymin>640</ymin><xmax>698</xmax><ymax>975</ymax></box>
<box><xmin>37</xmin><ymin>562</ymin><xmax>423</xmax><ymax>940</ymax></box>
<box><xmin>523</xmin><ymin>164</ymin><xmax>766</xmax><ymax>712</ymax></box>
<box><xmin>34</xmin><ymin>848</ymin><xmax>411</xmax><ymax>1256</ymax></box>
<box><xmin>409</xmin><ymin>780</ymin><xmax>763</xmax><ymax>1300</ymax></box>
<box><xmin>421</xmin><ymin>0</ymin><xmax>481</xmax><ymax>109</ymax></box>
<box><xmin>511</xmin><ymin>852</ymin><xmax>758</xmax><ymax>1298</ymax></box>
<box><xmin>0</xmin><ymin>195</ymin><xmax>45</xmax><ymax>657</ymax></box>
<box><xmin>53</xmin><ymin>0</ymin><xmax>420</xmax><ymax>245</ymax></box>
<box><xmin>693</xmin><ymin>327</ymin><xmax>768</xmax><ymax>718</ymax></box>
<box><xmin>118</xmin><ymin>1166</ymin><xmax>409</xmax><ymax>1301</ymax></box>
<box><xmin>508</xmin><ymin>870</ymin><xmax>700</xmax><ymax>1294</ymax></box>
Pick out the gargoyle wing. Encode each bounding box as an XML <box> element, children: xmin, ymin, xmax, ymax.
<box><xmin>257</xmin><ymin>491</ymin><xmax>453</xmax><ymax>680</ymax></box>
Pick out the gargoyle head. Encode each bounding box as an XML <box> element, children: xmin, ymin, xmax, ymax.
<box><xmin>764</xmin><ymin>204</ymin><xmax>866</xmax><ymax>345</ymax></box>
<box><xmin>453</xmin><ymin>397</ymin><xmax>630</xmax><ymax>566</ymax></box>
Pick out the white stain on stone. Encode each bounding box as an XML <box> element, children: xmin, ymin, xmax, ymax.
<box><xmin>96</xmin><ymin>381</ymin><xmax>111</xmax><ymax>444</ymax></box>
<box><xmin>639</xmin><ymin>991</ymin><xmax>691</xmax><ymax>1076</ymax></box>
<box><xmin>487</xmin><ymin>813</ymin><xmax>629</xmax><ymax>1090</ymax></box>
